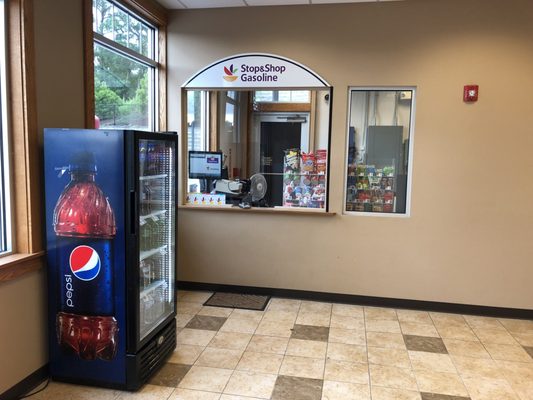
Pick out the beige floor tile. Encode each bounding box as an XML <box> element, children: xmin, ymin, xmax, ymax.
<box><xmin>220</xmin><ymin>395</ymin><xmax>263</xmax><ymax>400</ymax></box>
<box><xmin>364</xmin><ymin>307</ymin><xmax>398</xmax><ymax>321</ymax></box>
<box><xmin>219</xmin><ymin>317</ymin><xmax>260</xmax><ymax>334</ymax></box>
<box><xmin>116</xmin><ymin>384</ymin><xmax>175</xmax><ymax>400</ymax></box>
<box><xmin>178</xmin><ymin>329</ymin><xmax>217</xmax><ymax>347</ymax></box>
<box><xmin>177</xmin><ymin>302</ymin><xmax>204</xmax><ymax>315</ymax></box>
<box><xmin>223</xmin><ymin>371</ymin><xmax>277</xmax><ymax>399</ymax></box>
<box><xmin>195</xmin><ymin>347</ymin><xmax>243</xmax><ymax>369</ymax></box>
<box><xmin>169</xmin><ymin>345</ymin><xmax>205</xmax><ymax>365</ymax></box>
<box><xmin>328</xmin><ymin>327</ymin><xmax>366</xmax><ymax>346</ymax></box>
<box><xmin>442</xmin><ymin>338</ymin><xmax>491</xmax><ymax>359</ymax></box>
<box><xmin>452</xmin><ymin>355</ymin><xmax>502</xmax><ymax>379</ymax></box>
<box><xmin>327</xmin><ymin>342</ymin><xmax>368</xmax><ymax>363</ymax></box>
<box><xmin>262</xmin><ymin>310</ymin><xmax>298</xmax><ymax>323</ymax></box>
<box><xmin>365</xmin><ymin>319</ymin><xmax>401</xmax><ymax>334</ymax></box>
<box><xmin>197</xmin><ymin>306</ymin><xmax>233</xmax><ymax>318</ymax></box>
<box><xmin>279</xmin><ymin>355</ymin><xmax>326</xmax><ymax>379</ymax></box>
<box><xmin>484</xmin><ymin>343</ymin><xmax>533</xmax><ymax>362</ymax></box>
<box><xmin>397</xmin><ymin>310</ymin><xmax>432</xmax><ymax>325</ymax></box>
<box><xmin>229</xmin><ymin>309</ymin><xmax>264</xmax><ymax>322</ymax></box>
<box><xmin>510</xmin><ymin>332</ymin><xmax>533</xmax><ymax>347</ymax></box>
<box><xmin>246</xmin><ymin>335</ymin><xmax>289</xmax><ymax>355</ymax></box>
<box><xmin>370</xmin><ymin>386</ymin><xmax>422</xmax><ymax>400</ymax></box>
<box><xmin>473</xmin><ymin>328</ymin><xmax>518</xmax><ymax>345</ymax></box>
<box><xmin>464</xmin><ymin>315</ymin><xmax>504</xmax><ymax>330</ymax></box>
<box><xmin>429</xmin><ymin>313</ymin><xmax>466</xmax><ymax>326</ymax></box>
<box><xmin>368</xmin><ymin>346</ymin><xmax>411</xmax><ymax>369</ymax></box>
<box><xmin>369</xmin><ymin>364</ymin><xmax>417</xmax><ymax>391</ymax></box>
<box><xmin>330</xmin><ymin>314</ymin><xmax>365</xmax><ymax>330</ymax></box>
<box><xmin>366</xmin><ymin>332</ymin><xmax>406</xmax><ymax>349</ymax></box>
<box><xmin>497</xmin><ymin>360</ymin><xmax>533</xmax><ymax>384</ymax></box>
<box><xmin>332</xmin><ymin>303</ymin><xmax>364</xmax><ymax>318</ymax></box>
<box><xmin>208</xmin><ymin>332</ymin><xmax>252</xmax><ymax>351</ymax></box>
<box><xmin>499</xmin><ymin>318</ymin><xmax>533</xmax><ymax>334</ymax></box>
<box><xmin>322</xmin><ymin>380</ymin><xmax>370</xmax><ymax>400</ymax></box>
<box><xmin>435</xmin><ymin>324</ymin><xmax>478</xmax><ymax>341</ymax></box>
<box><xmin>300</xmin><ymin>301</ymin><xmax>332</xmax><ymax>314</ymax></box>
<box><xmin>286</xmin><ymin>338</ymin><xmax>328</xmax><ymax>358</ymax></box>
<box><xmin>177</xmin><ymin>314</ymin><xmax>195</xmax><ymax>328</ymax></box>
<box><xmin>324</xmin><ymin>359</ymin><xmax>369</xmax><ymax>384</ymax></box>
<box><xmin>255</xmin><ymin>320</ymin><xmax>294</xmax><ymax>338</ymax></box>
<box><xmin>168</xmin><ymin>388</ymin><xmax>221</xmax><ymax>399</ymax></box>
<box><xmin>236</xmin><ymin>351</ymin><xmax>284</xmax><ymax>374</ymax></box>
<box><xmin>408</xmin><ymin>351</ymin><xmax>456</xmax><ymax>373</ymax></box>
<box><xmin>296</xmin><ymin>311</ymin><xmax>331</xmax><ymax>327</ymax></box>
<box><xmin>400</xmin><ymin>322</ymin><xmax>439</xmax><ymax>338</ymax></box>
<box><xmin>178</xmin><ymin>366</ymin><xmax>233</xmax><ymax>392</ymax></box>
<box><xmin>180</xmin><ymin>292</ymin><xmax>213</xmax><ymax>304</ymax></box>
<box><xmin>267</xmin><ymin>298</ymin><xmax>301</xmax><ymax>312</ymax></box>
<box><xmin>462</xmin><ymin>377</ymin><xmax>519</xmax><ymax>400</ymax></box>
<box><xmin>414</xmin><ymin>369</ymin><xmax>469</xmax><ymax>397</ymax></box>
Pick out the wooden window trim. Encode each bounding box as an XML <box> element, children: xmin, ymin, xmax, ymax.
<box><xmin>83</xmin><ymin>0</ymin><xmax>168</xmax><ymax>130</ymax></box>
<box><xmin>0</xmin><ymin>0</ymin><xmax>45</xmax><ymax>282</ymax></box>
<box><xmin>253</xmin><ymin>102</ymin><xmax>311</xmax><ymax>113</ymax></box>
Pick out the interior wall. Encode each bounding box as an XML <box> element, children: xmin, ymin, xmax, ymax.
<box><xmin>0</xmin><ymin>0</ymin><xmax>85</xmax><ymax>394</ymax></box>
<box><xmin>170</xmin><ymin>0</ymin><xmax>533</xmax><ymax>309</ymax></box>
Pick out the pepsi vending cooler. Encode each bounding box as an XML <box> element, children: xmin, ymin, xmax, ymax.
<box><xmin>44</xmin><ymin>129</ymin><xmax>178</xmax><ymax>390</ymax></box>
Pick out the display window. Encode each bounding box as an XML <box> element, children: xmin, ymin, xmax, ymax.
<box><xmin>345</xmin><ymin>88</ymin><xmax>415</xmax><ymax>216</ymax></box>
<box><xmin>181</xmin><ymin>54</ymin><xmax>332</xmax><ymax>213</ymax></box>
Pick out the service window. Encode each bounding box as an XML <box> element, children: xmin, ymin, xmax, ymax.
<box><xmin>345</xmin><ymin>88</ymin><xmax>415</xmax><ymax>215</ymax></box>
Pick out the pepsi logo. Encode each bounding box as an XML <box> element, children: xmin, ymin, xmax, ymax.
<box><xmin>70</xmin><ymin>245</ymin><xmax>101</xmax><ymax>281</ymax></box>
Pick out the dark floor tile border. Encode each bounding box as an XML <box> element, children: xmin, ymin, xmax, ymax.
<box><xmin>177</xmin><ymin>281</ymin><xmax>533</xmax><ymax>320</ymax></box>
<box><xmin>0</xmin><ymin>364</ymin><xmax>49</xmax><ymax>400</ymax></box>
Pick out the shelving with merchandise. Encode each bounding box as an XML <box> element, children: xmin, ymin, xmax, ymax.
<box><xmin>283</xmin><ymin>149</ymin><xmax>327</xmax><ymax>208</ymax></box>
<box><xmin>346</xmin><ymin>164</ymin><xmax>395</xmax><ymax>213</ymax></box>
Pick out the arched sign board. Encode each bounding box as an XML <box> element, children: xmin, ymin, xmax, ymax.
<box><xmin>183</xmin><ymin>53</ymin><xmax>330</xmax><ymax>89</ymax></box>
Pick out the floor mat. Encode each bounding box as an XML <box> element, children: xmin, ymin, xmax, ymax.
<box><xmin>203</xmin><ymin>292</ymin><xmax>270</xmax><ymax>311</ymax></box>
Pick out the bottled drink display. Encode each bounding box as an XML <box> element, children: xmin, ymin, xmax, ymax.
<box><xmin>53</xmin><ymin>151</ymin><xmax>119</xmax><ymax>361</ymax></box>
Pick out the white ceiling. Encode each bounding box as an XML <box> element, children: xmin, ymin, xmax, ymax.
<box><xmin>157</xmin><ymin>0</ymin><xmax>401</xmax><ymax>10</ymax></box>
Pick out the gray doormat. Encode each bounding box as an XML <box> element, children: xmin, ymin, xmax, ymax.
<box><xmin>203</xmin><ymin>292</ymin><xmax>271</xmax><ymax>311</ymax></box>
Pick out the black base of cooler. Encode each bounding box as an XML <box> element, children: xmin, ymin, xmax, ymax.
<box><xmin>126</xmin><ymin>318</ymin><xmax>176</xmax><ymax>390</ymax></box>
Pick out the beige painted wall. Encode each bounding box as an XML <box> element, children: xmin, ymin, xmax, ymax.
<box><xmin>169</xmin><ymin>0</ymin><xmax>533</xmax><ymax>309</ymax></box>
<box><xmin>0</xmin><ymin>0</ymin><xmax>85</xmax><ymax>394</ymax></box>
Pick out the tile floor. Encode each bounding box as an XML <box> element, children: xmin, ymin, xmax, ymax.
<box><xmin>31</xmin><ymin>290</ymin><xmax>533</xmax><ymax>400</ymax></box>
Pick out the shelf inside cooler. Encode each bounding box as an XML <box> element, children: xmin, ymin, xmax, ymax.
<box><xmin>140</xmin><ymin>279</ymin><xmax>166</xmax><ymax>298</ymax></box>
<box><xmin>139</xmin><ymin>209</ymin><xmax>167</xmax><ymax>222</ymax></box>
<box><xmin>139</xmin><ymin>174</ymin><xmax>167</xmax><ymax>181</ymax></box>
<box><xmin>140</xmin><ymin>245</ymin><xmax>168</xmax><ymax>261</ymax></box>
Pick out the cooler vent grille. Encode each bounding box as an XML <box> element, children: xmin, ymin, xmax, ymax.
<box><xmin>138</xmin><ymin>321</ymin><xmax>176</xmax><ymax>382</ymax></box>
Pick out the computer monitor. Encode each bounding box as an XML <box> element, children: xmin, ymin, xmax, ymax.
<box><xmin>188</xmin><ymin>151</ymin><xmax>223</xmax><ymax>180</ymax></box>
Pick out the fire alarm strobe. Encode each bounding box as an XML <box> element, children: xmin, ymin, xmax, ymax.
<box><xmin>464</xmin><ymin>85</ymin><xmax>479</xmax><ymax>102</ymax></box>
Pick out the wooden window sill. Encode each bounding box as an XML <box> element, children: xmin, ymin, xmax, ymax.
<box><xmin>178</xmin><ymin>205</ymin><xmax>336</xmax><ymax>216</ymax></box>
<box><xmin>0</xmin><ymin>252</ymin><xmax>45</xmax><ymax>282</ymax></box>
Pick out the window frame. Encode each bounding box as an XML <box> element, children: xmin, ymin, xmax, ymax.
<box><xmin>0</xmin><ymin>0</ymin><xmax>45</xmax><ymax>281</ymax></box>
<box><xmin>83</xmin><ymin>0</ymin><xmax>167</xmax><ymax>131</ymax></box>
<box><xmin>343</xmin><ymin>86</ymin><xmax>416</xmax><ymax>218</ymax></box>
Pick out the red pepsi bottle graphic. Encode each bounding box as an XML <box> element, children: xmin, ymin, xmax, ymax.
<box><xmin>53</xmin><ymin>152</ymin><xmax>118</xmax><ymax>361</ymax></box>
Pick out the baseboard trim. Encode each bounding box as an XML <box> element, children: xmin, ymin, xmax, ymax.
<box><xmin>177</xmin><ymin>281</ymin><xmax>533</xmax><ymax>320</ymax></box>
<box><xmin>0</xmin><ymin>364</ymin><xmax>49</xmax><ymax>400</ymax></box>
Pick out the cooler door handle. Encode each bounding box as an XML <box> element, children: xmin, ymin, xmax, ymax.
<box><xmin>130</xmin><ymin>190</ymin><xmax>137</xmax><ymax>235</ymax></box>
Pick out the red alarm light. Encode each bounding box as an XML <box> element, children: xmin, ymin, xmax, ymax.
<box><xmin>464</xmin><ymin>85</ymin><xmax>479</xmax><ymax>102</ymax></box>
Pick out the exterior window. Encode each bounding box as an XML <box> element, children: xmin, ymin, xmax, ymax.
<box><xmin>345</xmin><ymin>88</ymin><xmax>415</xmax><ymax>215</ymax></box>
<box><xmin>92</xmin><ymin>0</ymin><xmax>157</xmax><ymax>130</ymax></box>
<box><xmin>0</xmin><ymin>0</ymin><xmax>12</xmax><ymax>255</ymax></box>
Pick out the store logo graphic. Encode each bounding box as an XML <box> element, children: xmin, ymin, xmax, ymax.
<box><xmin>223</xmin><ymin>64</ymin><xmax>238</xmax><ymax>82</ymax></box>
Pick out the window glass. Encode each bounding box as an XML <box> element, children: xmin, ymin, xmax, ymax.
<box><xmin>92</xmin><ymin>0</ymin><xmax>156</xmax><ymax>130</ymax></box>
<box><xmin>0</xmin><ymin>0</ymin><xmax>12</xmax><ymax>254</ymax></box>
<box><xmin>185</xmin><ymin>89</ymin><xmax>330</xmax><ymax>210</ymax></box>
<box><xmin>346</xmin><ymin>89</ymin><xmax>414</xmax><ymax>215</ymax></box>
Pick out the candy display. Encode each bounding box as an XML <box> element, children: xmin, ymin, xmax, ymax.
<box><xmin>283</xmin><ymin>149</ymin><xmax>327</xmax><ymax>208</ymax></box>
<box><xmin>346</xmin><ymin>163</ymin><xmax>395</xmax><ymax>213</ymax></box>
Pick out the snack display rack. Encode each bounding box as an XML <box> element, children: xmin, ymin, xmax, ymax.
<box><xmin>283</xmin><ymin>149</ymin><xmax>327</xmax><ymax>208</ymax></box>
<box><xmin>346</xmin><ymin>164</ymin><xmax>396</xmax><ymax>212</ymax></box>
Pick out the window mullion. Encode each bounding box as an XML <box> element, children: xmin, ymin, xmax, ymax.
<box><xmin>94</xmin><ymin>32</ymin><xmax>157</xmax><ymax>68</ymax></box>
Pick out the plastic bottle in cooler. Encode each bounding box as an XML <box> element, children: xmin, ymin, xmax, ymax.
<box><xmin>53</xmin><ymin>151</ymin><xmax>118</xmax><ymax>361</ymax></box>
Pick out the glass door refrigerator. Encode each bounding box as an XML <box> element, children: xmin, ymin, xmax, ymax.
<box><xmin>44</xmin><ymin>128</ymin><xmax>178</xmax><ymax>390</ymax></box>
